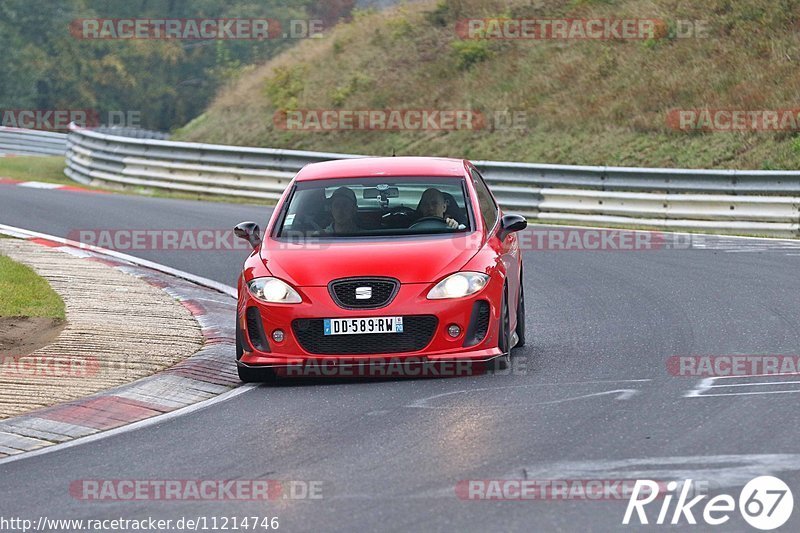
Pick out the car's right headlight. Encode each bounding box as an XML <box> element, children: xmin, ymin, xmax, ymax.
<box><xmin>247</xmin><ymin>277</ymin><xmax>302</xmax><ymax>304</ymax></box>
<box><xmin>427</xmin><ymin>272</ymin><xmax>489</xmax><ymax>300</ymax></box>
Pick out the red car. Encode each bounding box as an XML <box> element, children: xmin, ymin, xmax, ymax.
<box><xmin>233</xmin><ymin>157</ymin><xmax>527</xmax><ymax>381</ymax></box>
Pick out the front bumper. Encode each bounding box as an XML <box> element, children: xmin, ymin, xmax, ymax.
<box><xmin>236</xmin><ymin>354</ymin><xmax>503</xmax><ymax>379</ymax></box>
<box><xmin>237</xmin><ymin>280</ymin><xmax>503</xmax><ymax>367</ymax></box>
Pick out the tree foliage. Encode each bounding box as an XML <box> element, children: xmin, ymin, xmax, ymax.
<box><xmin>0</xmin><ymin>0</ymin><xmax>356</xmax><ymax>130</ymax></box>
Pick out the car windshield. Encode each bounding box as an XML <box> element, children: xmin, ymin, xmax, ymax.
<box><xmin>276</xmin><ymin>177</ymin><xmax>472</xmax><ymax>239</ymax></box>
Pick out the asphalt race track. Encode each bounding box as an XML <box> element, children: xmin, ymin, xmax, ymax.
<box><xmin>2</xmin><ymin>184</ymin><xmax>800</xmax><ymax>532</ymax></box>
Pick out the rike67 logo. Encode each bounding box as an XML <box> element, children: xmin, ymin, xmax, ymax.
<box><xmin>623</xmin><ymin>477</ymin><xmax>793</xmax><ymax>530</ymax></box>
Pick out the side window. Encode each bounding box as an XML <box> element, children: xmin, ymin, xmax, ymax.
<box><xmin>470</xmin><ymin>169</ymin><xmax>498</xmax><ymax>230</ymax></box>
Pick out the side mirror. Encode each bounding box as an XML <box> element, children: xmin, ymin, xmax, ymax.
<box><xmin>497</xmin><ymin>214</ymin><xmax>527</xmax><ymax>241</ymax></box>
<box><xmin>234</xmin><ymin>221</ymin><xmax>262</xmax><ymax>250</ymax></box>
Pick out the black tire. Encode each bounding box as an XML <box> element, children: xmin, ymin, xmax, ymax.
<box><xmin>494</xmin><ymin>288</ymin><xmax>511</xmax><ymax>371</ymax></box>
<box><xmin>515</xmin><ymin>273</ymin><xmax>526</xmax><ymax>348</ymax></box>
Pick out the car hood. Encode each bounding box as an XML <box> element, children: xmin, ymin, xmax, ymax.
<box><xmin>260</xmin><ymin>235</ymin><xmax>480</xmax><ymax>286</ymax></box>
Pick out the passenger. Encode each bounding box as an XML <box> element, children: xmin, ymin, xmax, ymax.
<box><xmin>416</xmin><ymin>188</ymin><xmax>459</xmax><ymax>229</ymax></box>
<box><xmin>325</xmin><ymin>187</ymin><xmax>360</xmax><ymax>234</ymax></box>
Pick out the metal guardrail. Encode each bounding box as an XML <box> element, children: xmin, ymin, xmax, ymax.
<box><xmin>0</xmin><ymin>127</ymin><xmax>67</xmax><ymax>156</ymax></box>
<box><xmin>65</xmin><ymin>124</ymin><xmax>360</xmax><ymax>202</ymax></box>
<box><xmin>62</xmin><ymin>124</ymin><xmax>800</xmax><ymax>237</ymax></box>
<box><xmin>90</xmin><ymin>126</ymin><xmax>171</xmax><ymax>140</ymax></box>
<box><xmin>0</xmin><ymin>126</ymin><xmax>168</xmax><ymax>156</ymax></box>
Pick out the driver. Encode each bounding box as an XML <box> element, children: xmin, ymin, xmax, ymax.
<box><xmin>325</xmin><ymin>187</ymin><xmax>360</xmax><ymax>234</ymax></box>
<box><xmin>416</xmin><ymin>188</ymin><xmax>459</xmax><ymax>229</ymax></box>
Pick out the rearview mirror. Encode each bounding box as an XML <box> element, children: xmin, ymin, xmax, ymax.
<box><xmin>363</xmin><ymin>187</ymin><xmax>399</xmax><ymax>199</ymax></box>
<box><xmin>497</xmin><ymin>214</ymin><xmax>527</xmax><ymax>241</ymax></box>
<box><xmin>234</xmin><ymin>221</ymin><xmax>262</xmax><ymax>250</ymax></box>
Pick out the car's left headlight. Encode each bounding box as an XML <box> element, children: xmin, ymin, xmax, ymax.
<box><xmin>247</xmin><ymin>277</ymin><xmax>302</xmax><ymax>304</ymax></box>
<box><xmin>427</xmin><ymin>272</ymin><xmax>489</xmax><ymax>300</ymax></box>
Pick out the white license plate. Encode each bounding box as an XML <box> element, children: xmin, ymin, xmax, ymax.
<box><xmin>323</xmin><ymin>317</ymin><xmax>404</xmax><ymax>335</ymax></box>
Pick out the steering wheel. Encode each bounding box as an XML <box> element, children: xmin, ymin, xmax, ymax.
<box><xmin>381</xmin><ymin>208</ymin><xmax>415</xmax><ymax>229</ymax></box>
<box><xmin>295</xmin><ymin>214</ymin><xmax>323</xmax><ymax>232</ymax></box>
<box><xmin>410</xmin><ymin>216</ymin><xmax>450</xmax><ymax>230</ymax></box>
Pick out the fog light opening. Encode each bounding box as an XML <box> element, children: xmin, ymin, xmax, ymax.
<box><xmin>272</xmin><ymin>329</ymin><xmax>285</xmax><ymax>343</ymax></box>
<box><xmin>447</xmin><ymin>324</ymin><xmax>461</xmax><ymax>338</ymax></box>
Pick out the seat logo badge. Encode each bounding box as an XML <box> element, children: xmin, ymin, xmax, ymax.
<box><xmin>355</xmin><ymin>287</ymin><xmax>372</xmax><ymax>300</ymax></box>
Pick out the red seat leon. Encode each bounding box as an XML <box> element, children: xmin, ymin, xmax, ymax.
<box><xmin>234</xmin><ymin>157</ymin><xmax>527</xmax><ymax>381</ymax></box>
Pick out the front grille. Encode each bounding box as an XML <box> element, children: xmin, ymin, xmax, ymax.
<box><xmin>292</xmin><ymin>316</ymin><xmax>437</xmax><ymax>355</ymax></box>
<box><xmin>329</xmin><ymin>277</ymin><xmax>399</xmax><ymax>309</ymax></box>
<box><xmin>464</xmin><ymin>301</ymin><xmax>490</xmax><ymax>347</ymax></box>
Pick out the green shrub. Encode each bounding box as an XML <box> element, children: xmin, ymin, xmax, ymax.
<box><xmin>386</xmin><ymin>16</ymin><xmax>414</xmax><ymax>39</ymax></box>
<box><xmin>451</xmin><ymin>40</ymin><xmax>491</xmax><ymax>70</ymax></box>
<box><xmin>263</xmin><ymin>65</ymin><xmax>308</xmax><ymax>110</ymax></box>
<box><xmin>424</xmin><ymin>1</ymin><xmax>450</xmax><ymax>27</ymax></box>
<box><xmin>330</xmin><ymin>73</ymin><xmax>371</xmax><ymax>107</ymax></box>
<box><xmin>792</xmin><ymin>136</ymin><xmax>800</xmax><ymax>155</ymax></box>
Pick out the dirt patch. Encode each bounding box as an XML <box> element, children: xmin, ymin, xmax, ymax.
<box><xmin>0</xmin><ymin>317</ymin><xmax>65</xmax><ymax>358</ymax></box>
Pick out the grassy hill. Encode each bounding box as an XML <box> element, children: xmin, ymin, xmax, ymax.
<box><xmin>175</xmin><ymin>0</ymin><xmax>800</xmax><ymax>170</ymax></box>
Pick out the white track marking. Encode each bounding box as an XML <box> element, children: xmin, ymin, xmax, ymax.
<box><xmin>406</xmin><ymin>379</ymin><xmax>650</xmax><ymax>409</ymax></box>
<box><xmin>0</xmin><ymin>384</ymin><xmax>256</xmax><ymax>467</ymax></box>
<box><xmin>306</xmin><ymin>454</ymin><xmax>800</xmax><ymax>501</ymax></box>
<box><xmin>685</xmin><ymin>373</ymin><xmax>800</xmax><ymax>398</ymax></box>
<box><xmin>706</xmin><ymin>379</ymin><xmax>800</xmax><ymax>388</ymax></box>
<box><xmin>513</xmin><ymin>454</ymin><xmax>800</xmax><ymax>490</ymax></box>
<box><xmin>17</xmin><ymin>181</ymin><xmax>62</xmax><ymax>189</ymax></box>
<box><xmin>696</xmin><ymin>390</ymin><xmax>800</xmax><ymax>398</ymax></box>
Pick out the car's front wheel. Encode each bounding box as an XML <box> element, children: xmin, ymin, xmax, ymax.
<box><xmin>515</xmin><ymin>273</ymin><xmax>526</xmax><ymax>348</ymax></box>
<box><xmin>494</xmin><ymin>288</ymin><xmax>512</xmax><ymax>371</ymax></box>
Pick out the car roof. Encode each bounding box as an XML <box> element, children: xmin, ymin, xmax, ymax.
<box><xmin>293</xmin><ymin>157</ymin><xmax>469</xmax><ymax>181</ymax></box>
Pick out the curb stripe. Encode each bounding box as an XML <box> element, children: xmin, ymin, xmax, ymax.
<box><xmin>0</xmin><ymin>224</ymin><xmax>248</xmax><ymax>465</ymax></box>
<box><xmin>0</xmin><ymin>178</ymin><xmax>107</xmax><ymax>194</ymax></box>
<box><xmin>37</xmin><ymin>396</ymin><xmax>169</xmax><ymax>431</ymax></box>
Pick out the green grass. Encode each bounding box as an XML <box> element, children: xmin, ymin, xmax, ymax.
<box><xmin>175</xmin><ymin>0</ymin><xmax>800</xmax><ymax>171</ymax></box>
<box><xmin>0</xmin><ymin>254</ymin><xmax>65</xmax><ymax>318</ymax></box>
<box><xmin>0</xmin><ymin>156</ymin><xmax>273</xmax><ymax>206</ymax></box>
<box><xmin>124</xmin><ymin>187</ymin><xmax>275</xmax><ymax>206</ymax></box>
<box><xmin>0</xmin><ymin>156</ymin><xmax>74</xmax><ymax>184</ymax></box>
